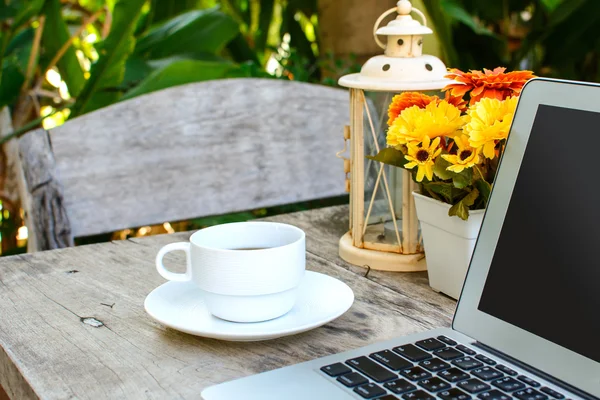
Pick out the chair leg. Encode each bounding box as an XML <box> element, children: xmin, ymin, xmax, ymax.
<box><xmin>0</xmin><ymin>384</ymin><xmax>8</xmax><ymax>400</ymax></box>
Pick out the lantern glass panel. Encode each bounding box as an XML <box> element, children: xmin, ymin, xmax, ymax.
<box><xmin>361</xmin><ymin>89</ymin><xmax>444</xmax><ymax>255</ymax></box>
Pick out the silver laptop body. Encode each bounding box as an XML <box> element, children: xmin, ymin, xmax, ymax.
<box><xmin>202</xmin><ymin>78</ymin><xmax>600</xmax><ymax>400</ymax></box>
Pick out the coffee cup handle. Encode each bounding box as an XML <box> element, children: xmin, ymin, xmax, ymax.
<box><xmin>156</xmin><ymin>242</ymin><xmax>191</xmax><ymax>282</ymax></box>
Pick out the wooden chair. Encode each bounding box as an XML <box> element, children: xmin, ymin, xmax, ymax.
<box><xmin>14</xmin><ymin>78</ymin><xmax>350</xmax><ymax>251</ymax></box>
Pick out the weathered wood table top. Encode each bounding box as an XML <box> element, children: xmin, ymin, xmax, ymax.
<box><xmin>0</xmin><ymin>205</ymin><xmax>456</xmax><ymax>399</ymax></box>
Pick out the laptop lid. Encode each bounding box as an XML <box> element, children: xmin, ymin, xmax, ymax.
<box><xmin>453</xmin><ymin>78</ymin><xmax>600</xmax><ymax>398</ymax></box>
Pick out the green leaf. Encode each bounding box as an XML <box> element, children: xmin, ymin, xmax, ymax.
<box><xmin>121</xmin><ymin>59</ymin><xmax>241</xmax><ymax>100</ymax></box>
<box><xmin>422</xmin><ymin>182</ymin><xmax>467</xmax><ymax>204</ymax></box>
<box><xmin>0</xmin><ymin>29</ymin><xmax>34</xmax><ymax>108</ymax></box>
<box><xmin>475</xmin><ymin>179</ymin><xmax>491</xmax><ymax>206</ymax></box>
<box><xmin>0</xmin><ymin>61</ymin><xmax>25</xmax><ymax>108</ymax></box>
<box><xmin>452</xmin><ymin>168</ymin><xmax>473</xmax><ymax>189</ymax></box>
<box><xmin>440</xmin><ymin>0</ymin><xmax>497</xmax><ymax>37</ymax></box>
<box><xmin>5</xmin><ymin>27</ymin><xmax>33</xmax><ymax>55</ymax></box>
<box><xmin>256</xmin><ymin>0</ymin><xmax>275</xmax><ymax>53</ymax></box>
<box><xmin>542</xmin><ymin>0</ymin><xmax>599</xmax><ymax>68</ymax></box>
<box><xmin>421</xmin><ymin>0</ymin><xmax>459</xmax><ymax>66</ymax></box>
<box><xmin>147</xmin><ymin>0</ymin><xmax>200</xmax><ymax>26</ymax></box>
<box><xmin>366</xmin><ymin>148</ymin><xmax>408</xmax><ymax>168</ymax></box>
<box><xmin>122</xmin><ymin>56</ymin><xmax>154</xmax><ymax>88</ymax></box>
<box><xmin>236</xmin><ymin>60</ymin><xmax>273</xmax><ymax>78</ymax></box>
<box><xmin>134</xmin><ymin>8</ymin><xmax>239</xmax><ymax>60</ymax></box>
<box><xmin>0</xmin><ymin>4</ymin><xmax>18</xmax><ymax>22</ymax></box>
<box><xmin>540</xmin><ymin>0</ymin><xmax>564</xmax><ymax>12</ymax></box>
<box><xmin>147</xmin><ymin>53</ymin><xmax>228</xmax><ymax>69</ymax></box>
<box><xmin>226</xmin><ymin>33</ymin><xmax>260</xmax><ymax>64</ymax></box>
<box><xmin>547</xmin><ymin>0</ymin><xmax>587</xmax><ymax>27</ymax></box>
<box><xmin>449</xmin><ymin>189</ymin><xmax>479</xmax><ymax>221</ymax></box>
<box><xmin>123</xmin><ymin>53</ymin><xmax>229</xmax><ymax>88</ymax></box>
<box><xmin>71</xmin><ymin>0</ymin><xmax>146</xmax><ymax>117</ymax></box>
<box><xmin>433</xmin><ymin>156</ymin><xmax>453</xmax><ymax>180</ymax></box>
<box><xmin>41</xmin><ymin>0</ymin><xmax>86</xmax><ymax>97</ymax></box>
<box><xmin>12</xmin><ymin>0</ymin><xmax>45</xmax><ymax>28</ymax></box>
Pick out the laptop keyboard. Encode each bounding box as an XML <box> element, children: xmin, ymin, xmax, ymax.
<box><xmin>320</xmin><ymin>336</ymin><xmax>568</xmax><ymax>400</ymax></box>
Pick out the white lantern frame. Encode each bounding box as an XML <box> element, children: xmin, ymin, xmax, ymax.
<box><xmin>337</xmin><ymin>0</ymin><xmax>453</xmax><ymax>272</ymax></box>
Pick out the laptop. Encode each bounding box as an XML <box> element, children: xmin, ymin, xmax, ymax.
<box><xmin>201</xmin><ymin>78</ymin><xmax>600</xmax><ymax>400</ymax></box>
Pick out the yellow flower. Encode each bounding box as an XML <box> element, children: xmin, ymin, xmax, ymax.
<box><xmin>386</xmin><ymin>100</ymin><xmax>466</xmax><ymax>148</ymax></box>
<box><xmin>441</xmin><ymin>135</ymin><xmax>481</xmax><ymax>173</ymax></box>
<box><xmin>404</xmin><ymin>136</ymin><xmax>442</xmax><ymax>182</ymax></box>
<box><xmin>465</xmin><ymin>97</ymin><xmax>518</xmax><ymax>158</ymax></box>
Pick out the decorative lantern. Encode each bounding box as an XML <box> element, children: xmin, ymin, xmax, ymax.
<box><xmin>337</xmin><ymin>0</ymin><xmax>452</xmax><ymax>272</ymax></box>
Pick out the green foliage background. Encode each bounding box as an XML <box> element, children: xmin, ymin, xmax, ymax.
<box><xmin>0</xmin><ymin>0</ymin><xmax>599</xmax><ymax>253</ymax></box>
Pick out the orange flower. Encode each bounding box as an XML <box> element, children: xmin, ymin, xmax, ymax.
<box><xmin>387</xmin><ymin>92</ymin><xmax>438</xmax><ymax>125</ymax></box>
<box><xmin>443</xmin><ymin>67</ymin><xmax>536</xmax><ymax>105</ymax></box>
<box><xmin>444</xmin><ymin>91</ymin><xmax>467</xmax><ymax>112</ymax></box>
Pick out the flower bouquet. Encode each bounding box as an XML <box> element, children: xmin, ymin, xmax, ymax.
<box><xmin>370</xmin><ymin>67</ymin><xmax>536</xmax><ymax>220</ymax></box>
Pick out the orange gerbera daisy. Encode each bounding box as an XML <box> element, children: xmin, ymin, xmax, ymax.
<box><xmin>444</xmin><ymin>91</ymin><xmax>467</xmax><ymax>112</ymax></box>
<box><xmin>443</xmin><ymin>67</ymin><xmax>535</xmax><ymax>105</ymax></box>
<box><xmin>387</xmin><ymin>92</ymin><xmax>438</xmax><ymax>125</ymax></box>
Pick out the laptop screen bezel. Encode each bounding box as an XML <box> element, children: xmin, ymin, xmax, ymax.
<box><xmin>453</xmin><ymin>78</ymin><xmax>600</xmax><ymax>398</ymax></box>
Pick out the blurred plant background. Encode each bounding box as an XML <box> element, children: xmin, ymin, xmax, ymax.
<box><xmin>0</xmin><ymin>0</ymin><xmax>598</xmax><ymax>254</ymax></box>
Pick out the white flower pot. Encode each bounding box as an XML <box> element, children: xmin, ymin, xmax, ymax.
<box><xmin>412</xmin><ymin>192</ymin><xmax>484</xmax><ymax>299</ymax></box>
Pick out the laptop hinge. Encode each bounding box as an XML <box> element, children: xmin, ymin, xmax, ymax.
<box><xmin>473</xmin><ymin>342</ymin><xmax>599</xmax><ymax>400</ymax></box>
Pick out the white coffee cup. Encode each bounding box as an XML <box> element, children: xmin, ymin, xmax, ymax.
<box><xmin>155</xmin><ymin>221</ymin><xmax>305</xmax><ymax>323</ymax></box>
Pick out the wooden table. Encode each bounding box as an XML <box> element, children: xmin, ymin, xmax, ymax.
<box><xmin>0</xmin><ymin>206</ymin><xmax>456</xmax><ymax>399</ymax></box>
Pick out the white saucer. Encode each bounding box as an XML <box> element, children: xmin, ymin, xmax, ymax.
<box><xmin>144</xmin><ymin>271</ymin><xmax>354</xmax><ymax>341</ymax></box>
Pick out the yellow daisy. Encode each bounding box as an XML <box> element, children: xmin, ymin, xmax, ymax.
<box><xmin>404</xmin><ymin>136</ymin><xmax>442</xmax><ymax>182</ymax></box>
<box><xmin>465</xmin><ymin>97</ymin><xmax>518</xmax><ymax>159</ymax></box>
<box><xmin>442</xmin><ymin>135</ymin><xmax>481</xmax><ymax>173</ymax></box>
<box><xmin>387</xmin><ymin>100</ymin><xmax>466</xmax><ymax>148</ymax></box>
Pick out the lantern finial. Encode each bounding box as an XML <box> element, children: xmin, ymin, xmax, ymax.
<box><xmin>396</xmin><ymin>0</ymin><xmax>412</xmax><ymax>15</ymax></box>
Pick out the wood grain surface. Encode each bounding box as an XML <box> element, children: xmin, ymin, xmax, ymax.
<box><xmin>0</xmin><ymin>206</ymin><xmax>454</xmax><ymax>399</ymax></box>
<box><xmin>17</xmin><ymin>129</ymin><xmax>74</xmax><ymax>251</ymax></box>
<box><xmin>18</xmin><ymin>79</ymin><xmax>350</xmax><ymax>251</ymax></box>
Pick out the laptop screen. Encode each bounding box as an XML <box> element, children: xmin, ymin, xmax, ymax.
<box><xmin>477</xmin><ymin>104</ymin><xmax>600</xmax><ymax>364</ymax></box>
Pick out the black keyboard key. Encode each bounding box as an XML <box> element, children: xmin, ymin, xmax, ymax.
<box><xmin>478</xmin><ymin>390</ymin><xmax>511</xmax><ymax>400</ymax></box>
<box><xmin>438</xmin><ymin>368</ymin><xmax>470</xmax><ymax>383</ymax></box>
<box><xmin>321</xmin><ymin>362</ymin><xmax>352</xmax><ymax>377</ymax></box>
<box><xmin>354</xmin><ymin>382</ymin><xmax>386</xmax><ymax>398</ymax></box>
<box><xmin>518</xmin><ymin>375</ymin><xmax>541</xmax><ymax>387</ymax></box>
<box><xmin>403</xmin><ymin>390</ymin><xmax>436</xmax><ymax>400</ymax></box>
<box><xmin>540</xmin><ymin>387</ymin><xmax>565</xmax><ymax>399</ymax></box>
<box><xmin>456</xmin><ymin>345</ymin><xmax>476</xmax><ymax>355</ymax></box>
<box><xmin>337</xmin><ymin>372</ymin><xmax>368</xmax><ymax>387</ymax></box>
<box><xmin>434</xmin><ymin>348</ymin><xmax>464</xmax><ymax>360</ymax></box>
<box><xmin>452</xmin><ymin>357</ymin><xmax>484</xmax><ymax>370</ymax></box>
<box><xmin>437</xmin><ymin>336</ymin><xmax>457</xmax><ymax>346</ymax></box>
<box><xmin>420</xmin><ymin>358</ymin><xmax>451</xmax><ymax>372</ymax></box>
<box><xmin>379</xmin><ymin>396</ymin><xmax>401</xmax><ymax>400</ymax></box>
<box><xmin>416</xmin><ymin>338</ymin><xmax>447</xmax><ymax>351</ymax></box>
<box><xmin>472</xmin><ymin>367</ymin><xmax>503</xmax><ymax>381</ymax></box>
<box><xmin>385</xmin><ymin>378</ymin><xmax>417</xmax><ymax>395</ymax></box>
<box><xmin>496</xmin><ymin>365</ymin><xmax>517</xmax><ymax>376</ymax></box>
<box><xmin>475</xmin><ymin>354</ymin><xmax>496</xmax><ymax>365</ymax></box>
<box><xmin>371</xmin><ymin>350</ymin><xmax>413</xmax><ymax>371</ymax></box>
<box><xmin>492</xmin><ymin>377</ymin><xmax>526</xmax><ymax>392</ymax></box>
<box><xmin>401</xmin><ymin>366</ymin><xmax>432</xmax><ymax>381</ymax></box>
<box><xmin>438</xmin><ymin>388</ymin><xmax>471</xmax><ymax>400</ymax></box>
<box><xmin>394</xmin><ymin>344</ymin><xmax>433</xmax><ymax>361</ymax></box>
<box><xmin>418</xmin><ymin>377</ymin><xmax>451</xmax><ymax>392</ymax></box>
<box><xmin>514</xmin><ymin>388</ymin><xmax>548</xmax><ymax>400</ymax></box>
<box><xmin>347</xmin><ymin>356</ymin><xmax>397</xmax><ymax>383</ymax></box>
<box><xmin>457</xmin><ymin>378</ymin><xmax>491</xmax><ymax>394</ymax></box>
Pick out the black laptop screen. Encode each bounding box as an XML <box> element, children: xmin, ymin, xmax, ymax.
<box><xmin>478</xmin><ymin>104</ymin><xmax>600</xmax><ymax>363</ymax></box>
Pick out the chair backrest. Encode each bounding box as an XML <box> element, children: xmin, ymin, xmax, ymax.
<box><xmin>17</xmin><ymin>78</ymin><xmax>350</xmax><ymax>251</ymax></box>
